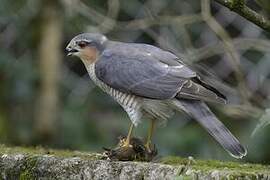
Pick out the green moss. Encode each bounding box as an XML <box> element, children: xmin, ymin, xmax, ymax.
<box><xmin>161</xmin><ymin>156</ymin><xmax>270</xmax><ymax>174</ymax></box>
<box><xmin>0</xmin><ymin>144</ymin><xmax>103</xmax><ymax>160</ymax></box>
<box><xmin>18</xmin><ymin>156</ymin><xmax>38</xmax><ymax>180</ymax></box>
<box><xmin>173</xmin><ymin>175</ymin><xmax>193</xmax><ymax>180</ymax></box>
<box><xmin>231</xmin><ymin>0</ymin><xmax>245</xmax><ymax>10</ymax></box>
<box><xmin>19</xmin><ymin>170</ymin><xmax>34</xmax><ymax>180</ymax></box>
<box><xmin>0</xmin><ymin>144</ymin><xmax>105</xmax><ymax>179</ymax></box>
<box><xmin>0</xmin><ymin>144</ymin><xmax>269</xmax><ymax>178</ymax></box>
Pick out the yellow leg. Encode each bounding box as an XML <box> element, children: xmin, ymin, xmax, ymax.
<box><xmin>145</xmin><ymin>119</ymin><xmax>155</xmax><ymax>151</ymax></box>
<box><xmin>123</xmin><ymin>123</ymin><xmax>134</xmax><ymax>147</ymax></box>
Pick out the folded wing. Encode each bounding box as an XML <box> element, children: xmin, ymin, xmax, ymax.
<box><xmin>95</xmin><ymin>48</ymin><xmax>195</xmax><ymax>99</ymax></box>
<box><xmin>95</xmin><ymin>43</ymin><xmax>226</xmax><ymax>103</ymax></box>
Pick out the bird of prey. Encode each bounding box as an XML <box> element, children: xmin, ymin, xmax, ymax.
<box><xmin>66</xmin><ymin>33</ymin><xmax>247</xmax><ymax>159</ymax></box>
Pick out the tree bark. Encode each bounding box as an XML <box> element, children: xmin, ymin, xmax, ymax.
<box><xmin>34</xmin><ymin>0</ymin><xmax>62</xmax><ymax>143</ymax></box>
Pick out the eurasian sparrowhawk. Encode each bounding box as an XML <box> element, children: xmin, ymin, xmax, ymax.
<box><xmin>66</xmin><ymin>33</ymin><xmax>247</xmax><ymax>159</ymax></box>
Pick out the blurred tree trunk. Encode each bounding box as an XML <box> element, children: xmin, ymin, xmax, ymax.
<box><xmin>34</xmin><ymin>0</ymin><xmax>62</xmax><ymax>144</ymax></box>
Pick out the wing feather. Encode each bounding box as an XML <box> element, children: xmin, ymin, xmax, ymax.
<box><xmin>178</xmin><ymin>80</ymin><xmax>226</xmax><ymax>103</ymax></box>
<box><xmin>95</xmin><ymin>46</ymin><xmax>194</xmax><ymax>99</ymax></box>
<box><xmin>95</xmin><ymin>42</ymin><xmax>226</xmax><ymax>103</ymax></box>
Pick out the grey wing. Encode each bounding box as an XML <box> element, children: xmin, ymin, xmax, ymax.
<box><xmin>126</xmin><ymin>43</ymin><xmax>227</xmax><ymax>103</ymax></box>
<box><xmin>96</xmin><ymin>43</ymin><xmax>226</xmax><ymax>103</ymax></box>
<box><xmin>95</xmin><ymin>49</ymin><xmax>195</xmax><ymax>100</ymax></box>
<box><xmin>131</xmin><ymin>43</ymin><xmax>185</xmax><ymax>66</ymax></box>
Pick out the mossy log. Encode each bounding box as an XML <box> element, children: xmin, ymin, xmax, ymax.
<box><xmin>0</xmin><ymin>145</ymin><xmax>269</xmax><ymax>179</ymax></box>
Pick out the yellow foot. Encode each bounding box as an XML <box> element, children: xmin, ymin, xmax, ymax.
<box><xmin>145</xmin><ymin>140</ymin><xmax>157</xmax><ymax>154</ymax></box>
<box><xmin>144</xmin><ymin>142</ymin><xmax>158</xmax><ymax>161</ymax></box>
<box><xmin>118</xmin><ymin>136</ymin><xmax>133</xmax><ymax>148</ymax></box>
<box><xmin>103</xmin><ymin>136</ymin><xmax>157</xmax><ymax>161</ymax></box>
<box><xmin>145</xmin><ymin>142</ymin><xmax>152</xmax><ymax>153</ymax></box>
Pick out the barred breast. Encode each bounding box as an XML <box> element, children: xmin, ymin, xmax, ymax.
<box><xmin>86</xmin><ymin>63</ymin><xmax>143</xmax><ymax>125</ymax></box>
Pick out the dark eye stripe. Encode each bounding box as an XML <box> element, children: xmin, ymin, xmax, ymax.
<box><xmin>76</xmin><ymin>40</ymin><xmax>100</xmax><ymax>50</ymax></box>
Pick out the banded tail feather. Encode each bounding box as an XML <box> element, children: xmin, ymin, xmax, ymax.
<box><xmin>173</xmin><ymin>99</ymin><xmax>247</xmax><ymax>158</ymax></box>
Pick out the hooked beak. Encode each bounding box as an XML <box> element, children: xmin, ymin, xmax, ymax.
<box><xmin>66</xmin><ymin>46</ymin><xmax>79</xmax><ymax>56</ymax></box>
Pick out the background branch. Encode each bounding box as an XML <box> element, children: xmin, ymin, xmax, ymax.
<box><xmin>213</xmin><ymin>0</ymin><xmax>270</xmax><ymax>32</ymax></box>
<box><xmin>202</xmin><ymin>0</ymin><xmax>250</xmax><ymax>103</ymax></box>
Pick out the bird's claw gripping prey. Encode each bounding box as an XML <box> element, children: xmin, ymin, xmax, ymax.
<box><xmin>66</xmin><ymin>33</ymin><xmax>247</xmax><ymax>160</ymax></box>
<box><xmin>102</xmin><ymin>136</ymin><xmax>157</xmax><ymax>161</ymax></box>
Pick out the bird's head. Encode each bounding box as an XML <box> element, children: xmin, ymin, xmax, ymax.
<box><xmin>66</xmin><ymin>33</ymin><xmax>108</xmax><ymax>63</ymax></box>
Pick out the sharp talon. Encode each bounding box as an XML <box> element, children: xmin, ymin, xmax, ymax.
<box><xmin>123</xmin><ymin>141</ymin><xmax>132</xmax><ymax>148</ymax></box>
<box><xmin>118</xmin><ymin>136</ymin><xmax>134</xmax><ymax>148</ymax></box>
<box><xmin>145</xmin><ymin>142</ymin><xmax>153</xmax><ymax>153</ymax></box>
<box><xmin>104</xmin><ymin>136</ymin><xmax>158</xmax><ymax>161</ymax></box>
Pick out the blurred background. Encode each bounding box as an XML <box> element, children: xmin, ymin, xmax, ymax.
<box><xmin>0</xmin><ymin>0</ymin><xmax>270</xmax><ymax>163</ymax></box>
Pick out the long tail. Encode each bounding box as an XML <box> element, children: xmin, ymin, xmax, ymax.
<box><xmin>173</xmin><ymin>99</ymin><xmax>247</xmax><ymax>158</ymax></box>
